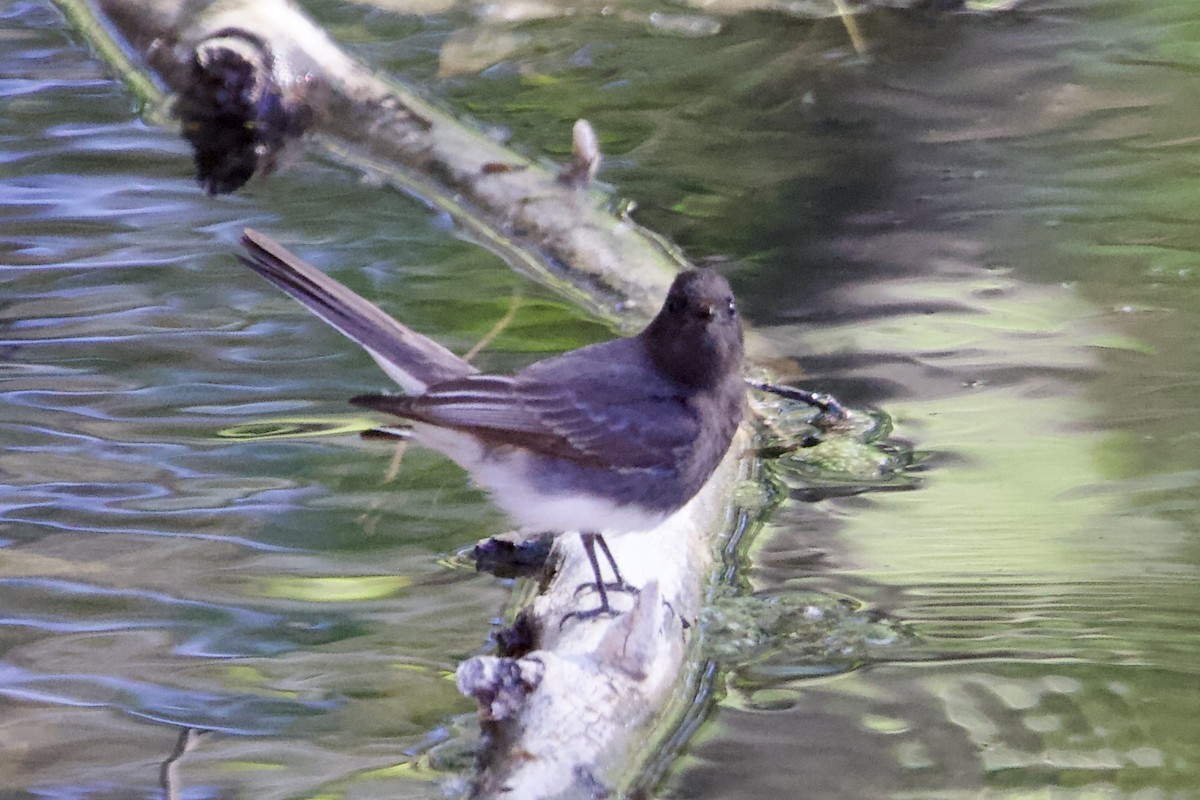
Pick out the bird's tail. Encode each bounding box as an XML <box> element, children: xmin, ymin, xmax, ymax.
<box><xmin>239</xmin><ymin>229</ymin><xmax>476</xmax><ymax>392</ymax></box>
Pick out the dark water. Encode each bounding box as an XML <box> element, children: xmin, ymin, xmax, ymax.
<box><xmin>4</xmin><ymin>0</ymin><xmax>1200</xmax><ymax>797</ymax></box>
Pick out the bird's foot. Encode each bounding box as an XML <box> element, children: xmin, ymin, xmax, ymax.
<box><xmin>559</xmin><ymin>580</ymin><xmax>641</xmax><ymax>628</ymax></box>
<box><xmin>559</xmin><ymin>599</ymin><xmax>620</xmax><ymax>628</ymax></box>
<box><xmin>573</xmin><ymin>579</ymin><xmax>639</xmax><ymax>598</ymax></box>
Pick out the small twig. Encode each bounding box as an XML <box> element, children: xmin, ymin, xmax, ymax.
<box><xmin>463</xmin><ymin>293</ymin><xmax>523</xmax><ymax>362</ymax></box>
<box><xmin>358</xmin><ymin>428</ymin><xmax>412</xmax><ymax>489</ymax></box>
<box><xmin>160</xmin><ymin>727</ymin><xmax>210</xmax><ymax>800</ymax></box>
<box><xmin>832</xmin><ymin>0</ymin><xmax>868</xmax><ymax>56</ymax></box>
<box><xmin>385</xmin><ymin>438</ymin><xmax>408</xmax><ymax>483</ymax></box>
<box><xmin>747</xmin><ymin>378</ymin><xmax>850</xmax><ymax>421</ymax></box>
<box><xmin>353</xmin><ymin>438</ymin><xmax>408</xmax><ymax>534</ymax></box>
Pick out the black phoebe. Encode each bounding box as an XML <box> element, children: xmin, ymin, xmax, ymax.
<box><xmin>238</xmin><ymin>229</ymin><xmax>745</xmax><ymax>618</ymax></box>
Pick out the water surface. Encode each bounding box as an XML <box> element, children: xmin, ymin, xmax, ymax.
<box><xmin>3</xmin><ymin>0</ymin><xmax>1200</xmax><ymax>797</ymax></box>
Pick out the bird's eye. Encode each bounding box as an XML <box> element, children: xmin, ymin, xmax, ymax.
<box><xmin>726</xmin><ymin>298</ymin><xmax>737</xmax><ymax>317</ymax></box>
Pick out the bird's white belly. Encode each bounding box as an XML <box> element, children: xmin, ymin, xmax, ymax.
<box><xmin>411</xmin><ymin>423</ymin><xmax>668</xmax><ymax>535</ymax></box>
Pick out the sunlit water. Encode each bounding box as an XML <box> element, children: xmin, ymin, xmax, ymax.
<box><xmin>3</xmin><ymin>0</ymin><xmax>1200</xmax><ymax>797</ymax></box>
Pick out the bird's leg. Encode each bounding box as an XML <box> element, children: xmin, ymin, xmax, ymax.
<box><xmin>593</xmin><ymin>533</ymin><xmax>636</xmax><ymax>593</ymax></box>
<box><xmin>572</xmin><ymin>533</ymin><xmax>639</xmax><ymax>598</ymax></box>
<box><xmin>561</xmin><ymin>532</ymin><xmax>638</xmax><ymax>625</ymax></box>
<box><xmin>580</xmin><ymin>531</ymin><xmax>612</xmax><ymax>615</ymax></box>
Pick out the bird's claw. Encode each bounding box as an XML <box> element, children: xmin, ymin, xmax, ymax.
<box><xmin>560</xmin><ymin>580</ymin><xmax>641</xmax><ymax>628</ymax></box>
<box><xmin>559</xmin><ymin>602</ymin><xmax>621</xmax><ymax>628</ymax></box>
<box><xmin>572</xmin><ymin>580</ymin><xmax>639</xmax><ymax>599</ymax></box>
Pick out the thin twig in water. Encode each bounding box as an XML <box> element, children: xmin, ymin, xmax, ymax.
<box><xmin>747</xmin><ymin>378</ymin><xmax>850</xmax><ymax>421</ymax></box>
<box><xmin>464</xmin><ymin>294</ymin><xmax>523</xmax><ymax>362</ymax></box>
<box><xmin>160</xmin><ymin>728</ymin><xmax>209</xmax><ymax>800</ymax></box>
<box><xmin>386</xmin><ymin>439</ymin><xmax>408</xmax><ymax>483</ymax></box>
<box><xmin>832</xmin><ymin>0</ymin><xmax>868</xmax><ymax>56</ymax></box>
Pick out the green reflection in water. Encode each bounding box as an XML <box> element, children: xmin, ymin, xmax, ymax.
<box><xmin>216</xmin><ymin>416</ymin><xmax>380</xmax><ymax>440</ymax></box>
<box><xmin>11</xmin><ymin>0</ymin><xmax>1200</xmax><ymax>797</ymax></box>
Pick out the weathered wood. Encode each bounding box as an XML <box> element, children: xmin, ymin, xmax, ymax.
<box><xmin>457</xmin><ymin>434</ymin><xmax>746</xmax><ymax>798</ymax></box>
<box><xmin>57</xmin><ymin>1</ymin><xmax>766</xmax><ymax>795</ymax></box>
<box><xmin>74</xmin><ymin>0</ymin><xmax>686</xmax><ymax>328</ymax></box>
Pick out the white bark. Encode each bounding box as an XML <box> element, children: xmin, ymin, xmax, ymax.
<box><xmin>457</xmin><ymin>433</ymin><xmax>747</xmax><ymax>798</ymax></box>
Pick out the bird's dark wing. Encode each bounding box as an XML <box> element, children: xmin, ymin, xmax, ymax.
<box><xmin>351</xmin><ymin>342</ymin><xmax>698</xmax><ymax>471</ymax></box>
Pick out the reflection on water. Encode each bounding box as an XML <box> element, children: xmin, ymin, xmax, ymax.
<box><xmin>5</xmin><ymin>0</ymin><xmax>1200</xmax><ymax>797</ymax></box>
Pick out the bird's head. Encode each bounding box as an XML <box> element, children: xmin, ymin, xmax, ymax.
<box><xmin>641</xmin><ymin>269</ymin><xmax>744</xmax><ymax>390</ymax></box>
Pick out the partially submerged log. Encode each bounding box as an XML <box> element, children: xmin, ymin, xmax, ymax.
<box><xmin>457</xmin><ymin>435</ymin><xmax>747</xmax><ymax>798</ymax></box>
<box><xmin>67</xmin><ymin>0</ymin><xmax>686</xmax><ymax>327</ymax></box>
<box><xmin>58</xmin><ymin>0</ymin><xmax>774</xmax><ymax>795</ymax></box>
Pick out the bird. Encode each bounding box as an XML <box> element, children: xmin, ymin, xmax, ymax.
<box><xmin>237</xmin><ymin>229</ymin><xmax>745</xmax><ymax>619</ymax></box>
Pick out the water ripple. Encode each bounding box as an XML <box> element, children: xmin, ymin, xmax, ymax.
<box><xmin>0</xmin><ymin>663</ymin><xmax>333</xmax><ymax>735</ymax></box>
<box><xmin>0</xmin><ymin>577</ymin><xmax>365</xmax><ymax>658</ymax></box>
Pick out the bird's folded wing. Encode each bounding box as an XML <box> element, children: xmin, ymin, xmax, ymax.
<box><xmin>351</xmin><ymin>371</ymin><xmax>698</xmax><ymax>471</ymax></box>
<box><xmin>240</xmin><ymin>229</ymin><xmax>476</xmax><ymax>392</ymax></box>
